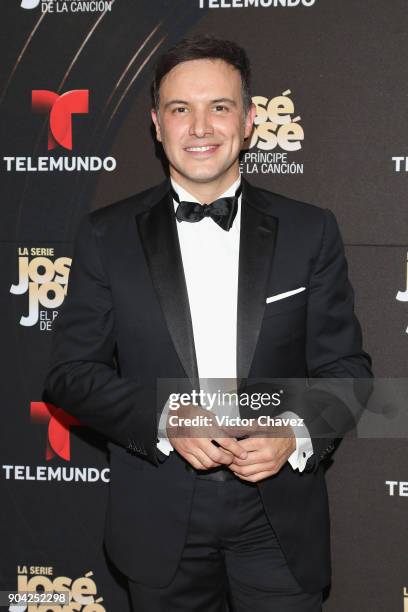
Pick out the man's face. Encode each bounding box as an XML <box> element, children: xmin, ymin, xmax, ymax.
<box><xmin>151</xmin><ymin>58</ymin><xmax>255</xmax><ymax>187</ymax></box>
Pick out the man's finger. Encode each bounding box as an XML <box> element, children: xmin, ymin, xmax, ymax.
<box><xmin>230</xmin><ymin>461</ymin><xmax>279</xmax><ymax>477</ymax></box>
<box><xmin>171</xmin><ymin>439</ymin><xmax>219</xmax><ymax>469</ymax></box>
<box><xmin>183</xmin><ymin>451</ymin><xmax>207</xmax><ymax>470</ymax></box>
<box><xmin>195</xmin><ymin>447</ymin><xmax>222</xmax><ymax>469</ymax></box>
<box><xmin>213</xmin><ymin>437</ymin><xmax>248</xmax><ymax>459</ymax></box>
<box><xmin>201</xmin><ymin>440</ymin><xmax>235</xmax><ymax>465</ymax></box>
<box><xmin>237</xmin><ymin>437</ymin><xmax>267</xmax><ymax>452</ymax></box>
<box><xmin>237</xmin><ymin>436</ymin><xmax>291</xmax><ymax>453</ymax></box>
<box><xmin>234</xmin><ymin>469</ymin><xmax>278</xmax><ymax>483</ymax></box>
<box><xmin>229</xmin><ymin>449</ymin><xmax>269</xmax><ymax>466</ymax></box>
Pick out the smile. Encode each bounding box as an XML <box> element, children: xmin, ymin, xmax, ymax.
<box><xmin>184</xmin><ymin>145</ymin><xmax>219</xmax><ymax>152</ymax></box>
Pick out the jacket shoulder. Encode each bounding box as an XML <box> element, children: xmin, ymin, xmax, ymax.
<box><xmin>250</xmin><ymin>184</ymin><xmax>328</xmax><ymax>222</ymax></box>
<box><xmin>244</xmin><ymin>182</ymin><xmax>340</xmax><ymax>253</ymax></box>
<box><xmin>88</xmin><ymin>181</ymin><xmax>169</xmax><ymax>228</ymax></box>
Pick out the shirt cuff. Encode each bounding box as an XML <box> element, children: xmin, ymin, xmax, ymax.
<box><xmin>279</xmin><ymin>410</ymin><xmax>313</xmax><ymax>472</ymax></box>
<box><xmin>156</xmin><ymin>396</ymin><xmax>174</xmax><ymax>456</ymax></box>
<box><xmin>156</xmin><ymin>437</ymin><xmax>174</xmax><ymax>456</ymax></box>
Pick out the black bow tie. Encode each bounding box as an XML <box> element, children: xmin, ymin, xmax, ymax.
<box><xmin>172</xmin><ymin>183</ymin><xmax>242</xmax><ymax>231</ymax></box>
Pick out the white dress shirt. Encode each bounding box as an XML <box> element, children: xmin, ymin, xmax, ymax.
<box><xmin>157</xmin><ymin>176</ymin><xmax>313</xmax><ymax>471</ymax></box>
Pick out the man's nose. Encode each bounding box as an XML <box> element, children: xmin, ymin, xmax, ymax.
<box><xmin>189</xmin><ymin>110</ymin><xmax>214</xmax><ymax>138</ymax></box>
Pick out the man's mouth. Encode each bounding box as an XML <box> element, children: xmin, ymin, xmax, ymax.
<box><xmin>184</xmin><ymin>145</ymin><xmax>219</xmax><ymax>153</ymax></box>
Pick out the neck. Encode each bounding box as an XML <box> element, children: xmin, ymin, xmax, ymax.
<box><xmin>170</xmin><ymin>165</ymin><xmax>240</xmax><ymax>204</ymax></box>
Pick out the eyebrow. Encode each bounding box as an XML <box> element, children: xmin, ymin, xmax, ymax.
<box><xmin>164</xmin><ymin>97</ymin><xmax>237</xmax><ymax>109</ymax></box>
<box><xmin>211</xmin><ymin>98</ymin><xmax>237</xmax><ymax>106</ymax></box>
<box><xmin>164</xmin><ymin>99</ymin><xmax>189</xmax><ymax>108</ymax></box>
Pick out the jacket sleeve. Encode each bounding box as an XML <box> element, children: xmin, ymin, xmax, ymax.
<box><xmin>298</xmin><ymin>208</ymin><xmax>373</xmax><ymax>472</ymax></box>
<box><xmin>43</xmin><ymin>212</ymin><xmax>161</xmax><ymax>465</ymax></box>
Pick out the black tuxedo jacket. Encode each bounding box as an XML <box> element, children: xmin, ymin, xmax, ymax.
<box><xmin>44</xmin><ymin>178</ymin><xmax>372</xmax><ymax>593</ymax></box>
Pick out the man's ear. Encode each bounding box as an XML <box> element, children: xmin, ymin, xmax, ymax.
<box><xmin>151</xmin><ymin>108</ymin><xmax>162</xmax><ymax>142</ymax></box>
<box><xmin>244</xmin><ymin>102</ymin><xmax>257</xmax><ymax>140</ymax></box>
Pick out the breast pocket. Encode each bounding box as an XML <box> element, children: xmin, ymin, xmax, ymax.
<box><xmin>263</xmin><ymin>288</ymin><xmax>308</xmax><ymax>318</ymax></box>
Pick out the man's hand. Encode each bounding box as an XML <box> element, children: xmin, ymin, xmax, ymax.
<box><xmin>228</xmin><ymin>426</ymin><xmax>296</xmax><ymax>482</ymax></box>
<box><xmin>167</xmin><ymin>403</ymin><xmax>247</xmax><ymax>469</ymax></box>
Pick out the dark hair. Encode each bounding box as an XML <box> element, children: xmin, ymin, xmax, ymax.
<box><xmin>152</xmin><ymin>35</ymin><xmax>252</xmax><ymax>113</ymax></box>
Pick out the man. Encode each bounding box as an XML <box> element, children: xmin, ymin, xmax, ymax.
<box><xmin>44</xmin><ymin>36</ymin><xmax>372</xmax><ymax>611</ymax></box>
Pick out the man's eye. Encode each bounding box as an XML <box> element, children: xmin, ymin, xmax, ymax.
<box><xmin>174</xmin><ymin>107</ymin><xmax>188</xmax><ymax>113</ymax></box>
<box><xmin>214</xmin><ymin>105</ymin><xmax>228</xmax><ymax>112</ymax></box>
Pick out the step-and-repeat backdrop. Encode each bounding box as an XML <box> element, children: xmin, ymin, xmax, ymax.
<box><xmin>1</xmin><ymin>1</ymin><xmax>407</xmax><ymax>610</ymax></box>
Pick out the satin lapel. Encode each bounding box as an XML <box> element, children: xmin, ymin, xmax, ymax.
<box><xmin>237</xmin><ymin>180</ymin><xmax>278</xmax><ymax>382</ymax></box>
<box><xmin>136</xmin><ymin>188</ymin><xmax>199</xmax><ymax>386</ymax></box>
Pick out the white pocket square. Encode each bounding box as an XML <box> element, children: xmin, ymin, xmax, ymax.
<box><xmin>266</xmin><ymin>286</ymin><xmax>306</xmax><ymax>304</ymax></box>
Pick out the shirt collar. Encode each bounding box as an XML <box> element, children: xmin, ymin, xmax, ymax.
<box><xmin>170</xmin><ymin>176</ymin><xmax>242</xmax><ymax>206</ymax></box>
